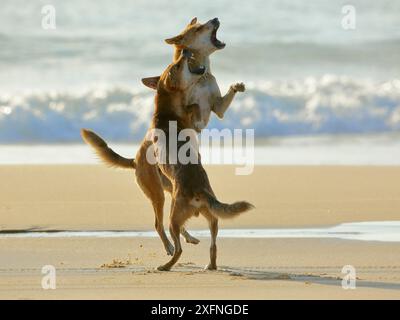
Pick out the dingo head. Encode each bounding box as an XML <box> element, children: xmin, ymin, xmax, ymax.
<box><xmin>150</xmin><ymin>50</ymin><xmax>206</xmax><ymax>131</ymax></box>
<box><xmin>165</xmin><ymin>17</ymin><xmax>226</xmax><ymax>55</ymax></box>
<box><xmin>142</xmin><ymin>18</ymin><xmax>222</xmax><ymax>90</ymax></box>
<box><xmin>159</xmin><ymin>49</ymin><xmax>206</xmax><ymax>92</ymax></box>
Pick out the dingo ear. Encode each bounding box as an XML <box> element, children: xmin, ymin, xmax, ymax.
<box><xmin>189</xmin><ymin>17</ymin><xmax>197</xmax><ymax>25</ymax></box>
<box><xmin>141</xmin><ymin>76</ymin><xmax>160</xmax><ymax>90</ymax></box>
<box><xmin>165</xmin><ymin>35</ymin><xmax>183</xmax><ymax>45</ymax></box>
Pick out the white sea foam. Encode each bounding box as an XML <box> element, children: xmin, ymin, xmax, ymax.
<box><xmin>0</xmin><ymin>1</ymin><xmax>399</xmax><ymax>145</ymax></box>
<box><xmin>1</xmin><ymin>77</ymin><xmax>400</xmax><ymax>143</ymax></box>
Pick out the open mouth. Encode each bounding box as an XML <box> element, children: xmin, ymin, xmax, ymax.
<box><xmin>211</xmin><ymin>20</ymin><xmax>226</xmax><ymax>49</ymax></box>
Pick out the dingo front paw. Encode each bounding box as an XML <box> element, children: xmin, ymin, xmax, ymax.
<box><xmin>232</xmin><ymin>82</ymin><xmax>245</xmax><ymax>93</ymax></box>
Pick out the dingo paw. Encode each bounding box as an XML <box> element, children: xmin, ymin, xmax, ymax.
<box><xmin>157</xmin><ymin>264</ymin><xmax>171</xmax><ymax>271</ymax></box>
<box><xmin>205</xmin><ymin>263</ymin><xmax>217</xmax><ymax>271</ymax></box>
<box><xmin>232</xmin><ymin>82</ymin><xmax>245</xmax><ymax>93</ymax></box>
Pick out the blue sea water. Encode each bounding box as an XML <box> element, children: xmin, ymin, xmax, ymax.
<box><xmin>0</xmin><ymin>0</ymin><xmax>399</xmax><ymax>143</ymax></box>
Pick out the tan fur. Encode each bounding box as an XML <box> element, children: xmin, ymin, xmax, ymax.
<box><xmin>81</xmin><ymin>50</ymin><xmax>254</xmax><ymax>271</ymax></box>
<box><xmin>143</xmin><ymin>17</ymin><xmax>246</xmax><ymax>130</ymax></box>
<box><xmin>148</xmin><ymin>50</ymin><xmax>253</xmax><ymax>271</ymax></box>
<box><xmin>81</xmin><ymin>129</ymin><xmax>135</xmax><ymax>169</ymax></box>
<box><xmin>136</xmin><ymin>18</ymin><xmax>247</xmax><ymax>254</ymax></box>
<box><xmin>81</xmin><ymin>19</ymin><xmax>253</xmax><ymax>271</ymax></box>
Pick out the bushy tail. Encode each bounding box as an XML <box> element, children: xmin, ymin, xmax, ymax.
<box><xmin>81</xmin><ymin>129</ymin><xmax>135</xmax><ymax>169</ymax></box>
<box><xmin>202</xmin><ymin>192</ymin><xmax>254</xmax><ymax>219</ymax></box>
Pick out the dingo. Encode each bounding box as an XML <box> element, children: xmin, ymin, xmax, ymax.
<box><xmin>142</xmin><ymin>17</ymin><xmax>245</xmax><ymax>129</ymax></box>
<box><xmin>82</xmin><ymin>49</ymin><xmax>253</xmax><ymax>271</ymax></box>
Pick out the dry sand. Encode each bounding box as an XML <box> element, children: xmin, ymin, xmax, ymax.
<box><xmin>0</xmin><ymin>165</ymin><xmax>400</xmax><ymax>299</ymax></box>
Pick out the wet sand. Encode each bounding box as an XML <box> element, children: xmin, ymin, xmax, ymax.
<box><xmin>0</xmin><ymin>165</ymin><xmax>400</xmax><ymax>299</ymax></box>
<box><xmin>1</xmin><ymin>237</ymin><xmax>400</xmax><ymax>299</ymax></box>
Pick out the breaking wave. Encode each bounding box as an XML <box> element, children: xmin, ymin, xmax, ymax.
<box><xmin>1</xmin><ymin>75</ymin><xmax>400</xmax><ymax>143</ymax></box>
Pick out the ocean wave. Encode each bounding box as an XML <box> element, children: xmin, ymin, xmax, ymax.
<box><xmin>1</xmin><ymin>75</ymin><xmax>400</xmax><ymax>143</ymax></box>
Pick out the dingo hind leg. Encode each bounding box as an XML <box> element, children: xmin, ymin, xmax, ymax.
<box><xmin>135</xmin><ymin>144</ymin><xmax>174</xmax><ymax>256</ymax></box>
<box><xmin>201</xmin><ymin>210</ymin><xmax>218</xmax><ymax>270</ymax></box>
<box><xmin>181</xmin><ymin>227</ymin><xmax>200</xmax><ymax>244</ymax></box>
<box><xmin>157</xmin><ymin>199</ymin><xmax>194</xmax><ymax>271</ymax></box>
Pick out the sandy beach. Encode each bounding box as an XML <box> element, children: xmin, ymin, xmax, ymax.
<box><xmin>1</xmin><ymin>0</ymin><xmax>399</xmax><ymax>303</ymax></box>
<box><xmin>1</xmin><ymin>165</ymin><xmax>400</xmax><ymax>299</ymax></box>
